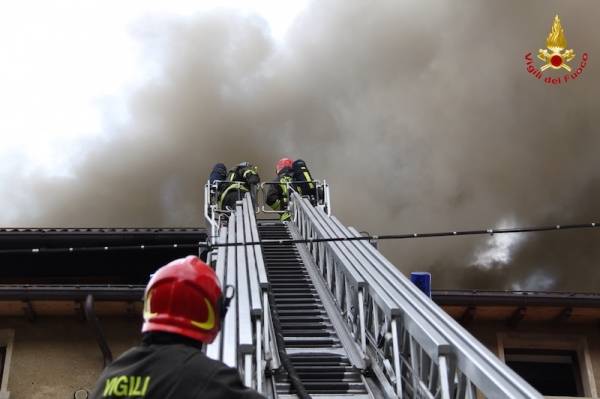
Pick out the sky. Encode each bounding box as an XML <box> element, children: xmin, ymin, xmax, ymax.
<box><xmin>0</xmin><ymin>0</ymin><xmax>598</xmax><ymax>292</ymax></box>
<box><xmin>0</xmin><ymin>0</ymin><xmax>307</xmax><ymax>175</ymax></box>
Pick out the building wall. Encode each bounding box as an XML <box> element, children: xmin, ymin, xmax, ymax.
<box><xmin>2</xmin><ymin>310</ymin><xmax>600</xmax><ymax>398</ymax></box>
<box><xmin>0</xmin><ymin>316</ymin><xmax>140</xmax><ymax>399</ymax></box>
<box><xmin>466</xmin><ymin>321</ymin><xmax>600</xmax><ymax>398</ymax></box>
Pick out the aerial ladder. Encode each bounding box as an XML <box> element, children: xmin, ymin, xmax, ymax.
<box><xmin>203</xmin><ymin>178</ymin><xmax>543</xmax><ymax>398</ymax></box>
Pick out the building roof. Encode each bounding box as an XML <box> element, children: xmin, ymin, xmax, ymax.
<box><xmin>434</xmin><ymin>290</ymin><xmax>600</xmax><ymax>325</ymax></box>
<box><xmin>1</xmin><ymin>228</ymin><xmax>599</xmax><ymax>323</ymax></box>
<box><xmin>0</xmin><ymin>227</ymin><xmax>207</xmax><ymax>284</ymax></box>
<box><xmin>433</xmin><ymin>290</ymin><xmax>600</xmax><ymax>307</ymax></box>
<box><xmin>2</xmin><ymin>286</ymin><xmax>598</xmax><ymax>304</ymax></box>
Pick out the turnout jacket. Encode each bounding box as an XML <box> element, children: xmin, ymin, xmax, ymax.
<box><xmin>265</xmin><ymin>167</ymin><xmax>293</xmax><ymax>210</ymax></box>
<box><xmin>218</xmin><ymin>163</ymin><xmax>260</xmax><ymax>210</ymax></box>
<box><xmin>265</xmin><ymin>168</ymin><xmax>294</xmax><ymax>221</ymax></box>
<box><xmin>90</xmin><ymin>332</ymin><xmax>265</xmax><ymax>399</ymax></box>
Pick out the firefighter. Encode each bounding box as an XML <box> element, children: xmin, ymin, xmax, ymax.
<box><xmin>89</xmin><ymin>256</ymin><xmax>265</xmax><ymax>399</ymax></box>
<box><xmin>265</xmin><ymin>158</ymin><xmax>294</xmax><ymax>221</ymax></box>
<box><xmin>217</xmin><ymin>162</ymin><xmax>260</xmax><ymax>210</ymax></box>
<box><xmin>208</xmin><ymin>163</ymin><xmax>228</xmax><ymax>206</ymax></box>
<box><xmin>209</xmin><ymin>163</ymin><xmax>227</xmax><ymax>184</ymax></box>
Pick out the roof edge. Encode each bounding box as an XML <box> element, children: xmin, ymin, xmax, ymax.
<box><xmin>433</xmin><ymin>289</ymin><xmax>600</xmax><ymax>307</ymax></box>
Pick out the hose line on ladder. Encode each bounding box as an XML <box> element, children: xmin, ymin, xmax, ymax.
<box><xmin>266</xmin><ymin>288</ymin><xmax>312</xmax><ymax>399</ymax></box>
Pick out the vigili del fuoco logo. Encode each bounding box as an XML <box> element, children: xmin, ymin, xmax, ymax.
<box><xmin>524</xmin><ymin>15</ymin><xmax>588</xmax><ymax>85</ymax></box>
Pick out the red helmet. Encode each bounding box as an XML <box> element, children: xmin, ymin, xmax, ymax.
<box><xmin>142</xmin><ymin>256</ymin><xmax>228</xmax><ymax>344</ymax></box>
<box><xmin>276</xmin><ymin>158</ymin><xmax>293</xmax><ymax>174</ymax></box>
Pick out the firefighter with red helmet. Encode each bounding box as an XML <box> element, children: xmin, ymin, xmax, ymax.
<box><xmin>266</xmin><ymin>158</ymin><xmax>318</xmax><ymax>220</ymax></box>
<box><xmin>265</xmin><ymin>158</ymin><xmax>294</xmax><ymax>221</ymax></box>
<box><xmin>90</xmin><ymin>256</ymin><xmax>265</xmax><ymax>399</ymax></box>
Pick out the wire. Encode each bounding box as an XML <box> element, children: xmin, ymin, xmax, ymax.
<box><xmin>0</xmin><ymin>243</ymin><xmax>201</xmax><ymax>255</ymax></box>
<box><xmin>0</xmin><ymin>222</ymin><xmax>597</xmax><ymax>255</ymax></box>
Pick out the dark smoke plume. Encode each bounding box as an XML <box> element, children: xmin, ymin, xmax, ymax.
<box><xmin>3</xmin><ymin>1</ymin><xmax>600</xmax><ymax>291</ymax></box>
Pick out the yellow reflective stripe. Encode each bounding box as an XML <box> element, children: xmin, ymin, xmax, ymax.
<box><xmin>141</xmin><ymin>376</ymin><xmax>151</xmax><ymax>395</ymax></box>
<box><xmin>113</xmin><ymin>376</ymin><xmax>128</xmax><ymax>396</ymax></box>
<box><xmin>128</xmin><ymin>376</ymin><xmax>140</xmax><ymax>396</ymax></box>
<box><xmin>142</xmin><ymin>291</ymin><xmax>157</xmax><ymax>321</ymax></box>
<box><xmin>271</xmin><ymin>199</ymin><xmax>281</xmax><ymax>210</ymax></box>
<box><xmin>242</xmin><ymin>169</ymin><xmax>256</xmax><ymax>179</ymax></box>
<box><xmin>103</xmin><ymin>375</ymin><xmax>151</xmax><ymax>397</ymax></box>
<box><xmin>303</xmin><ymin>171</ymin><xmax>315</xmax><ymax>189</ymax></box>
<box><xmin>218</xmin><ymin>183</ymin><xmax>248</xmax><ymax>207</ymax></box>
<box><xmin>277</xmin><ymin>177</ymin><xmax>290</xmax><ymax>205</ymax></box>
<box><xmin>103</xmin><ymin>377</ymin><xmax>119</xmax><ymax>396</ymax></box>
<box><xmin>280</xmin><ymin>212</ymin><xmax>291</xmax><ymax>221</ymax></box>
<box><xmin>190</xmin><ymin>298</ymin><xmax>216</xmax><ymax>330</ymax></box>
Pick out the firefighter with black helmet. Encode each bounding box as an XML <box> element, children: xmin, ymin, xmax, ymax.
<box><xmin>89</xmin><ymin>256</ymin><xmax>265</xmax><ymax>399</ymax></box>
<box><xmin>212</xmin><ymin>162</ymin><xmax>260</xmax><ymax>211</ymax></box>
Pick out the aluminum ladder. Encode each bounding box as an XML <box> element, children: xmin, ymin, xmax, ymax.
<box><xmin>258</xmin><ymin>221</ymin><xmax>374</xmax><ymax>398</ymax></box>
<box><xmin>204</xmin><ymin>184</ymin><xmax>544</xmax><ymax>398</ymax></box>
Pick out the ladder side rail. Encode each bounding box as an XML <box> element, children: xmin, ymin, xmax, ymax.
<box><xmin>246</xmin><ymin>194</ymin><xmax>269</xmax><ymax>288</ymax></box>
<box><xmin>298</xmin><ymin>196</ymin><xmax>410</xmax><ymax>323</ymax></box>
<box><xmin>222</xmin><ymin>213</ymin><xmax>238</xmax><ymax>368</ymax></box>
<box><xmin>245</xmin><ymin>196</ymin><xmax>273</xmax><ymax>374</ymax></box>
<box><xmin>300</xmin><ymin>199</ymin><xmax>392</xmax><ymax>340</ymax></box>
<box><xmin>204</xmin><ymin>182</ymin><xmax>219</xmax><ymax>240</ymax></box>
<box><xmin>325</xmin><ymin>215</ymin><xmax>453</xmax><ymax>398</ymax></box>
<box><xmin>345</xmin><ymin>226</ymin><xmax>543</xmax><ymax>399</ymax></box>
<box><xmin>294</xmin><ymin>195</ymin><xmax>366</xmax><ymax>289</ymax></box>
<box><xmin>294</xmin><ymin>197</ymin><xmax>368</xmax><ymax>344</ymax></box>
<box><xmin>206</xmin><ymin>225</ymin><xmax>228</xmax><ymax>361</ymax></box>
<box><xmin>234</xmin><ymin>201</ymin><xmax>254</xmax><ymax>387</ymax></box>
<box><xmin>297</xmin><ymin>193</ymin><xmax>541</xmax><ymax>399</ymax></box>
<box><xmin>241</xmin><ymin>195</ymin><xmax>265</xmax><ymax>392</ymax></box>
<box><xmin>312</xmin><ymin>207</ymin><xmax>453</xmax><ymax>398</ymax></box>
<box><xmin>294</xmin><ymin>201</ymin><xmax>404</xmax><ymax>396</ymax></box>
<box><xmin>234</xmin><ymin>201</ymin><xmax>258</xmax><ymax>389</ymax></box>
<box><xmin>235</xmin><ymin>202</ymin><xmax>253</xmax><ymax>359</ymax></box>
<box><xmin>300</xmin><ymin>202</ymin><xmax>334</xmax><ymax>292</ymax></box>
<box><xmin>326</xmin><ymin>215</ymin><xmax>452</xmax><ymax>359</ymax></box>
<box><xmin>242</xmin><ymin>195</ymin><xmax>265</xmax><ymax>314</ymax></box>
<box><xmin>321</xmin><ymin>180</ymin><xmax>331</xmax><ymax>216</ymax></box>
<box><xmin>294</xmin><ymin>195</ymin><xmax>437</xmax><ymax>396</ymax></box>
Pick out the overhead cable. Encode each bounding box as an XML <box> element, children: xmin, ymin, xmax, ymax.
<box><xmin>0</xmin><ymin>222</ymin><xmax>597</xmax><ymax>255</ymax></box>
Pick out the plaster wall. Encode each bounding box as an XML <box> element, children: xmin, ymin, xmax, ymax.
<box><xmin>0</xmin><ymin>316</ymin><xmax>140</xmax><ymax>399</ymax></box>
<box><xmin>2</xmin><ymin>314</ymin><xmax>599</xmax><ymax>398</ymax></box>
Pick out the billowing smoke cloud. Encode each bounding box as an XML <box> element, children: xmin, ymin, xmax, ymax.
<box><xmin>3</xmin><ymin>0</ymin><xmax>600</xmax><ymax>291</ymax></box>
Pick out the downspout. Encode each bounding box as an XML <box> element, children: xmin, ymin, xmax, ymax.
<box><xmin>84</xmin><ymin>294</ymin><xmax>113</xmax><ymax>367</ymax></box>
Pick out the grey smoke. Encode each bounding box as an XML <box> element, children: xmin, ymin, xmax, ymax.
<box><xmin>2</xmin><ymin>0</ymin><xmax>599</xmax><ymax>291</ymax></box>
